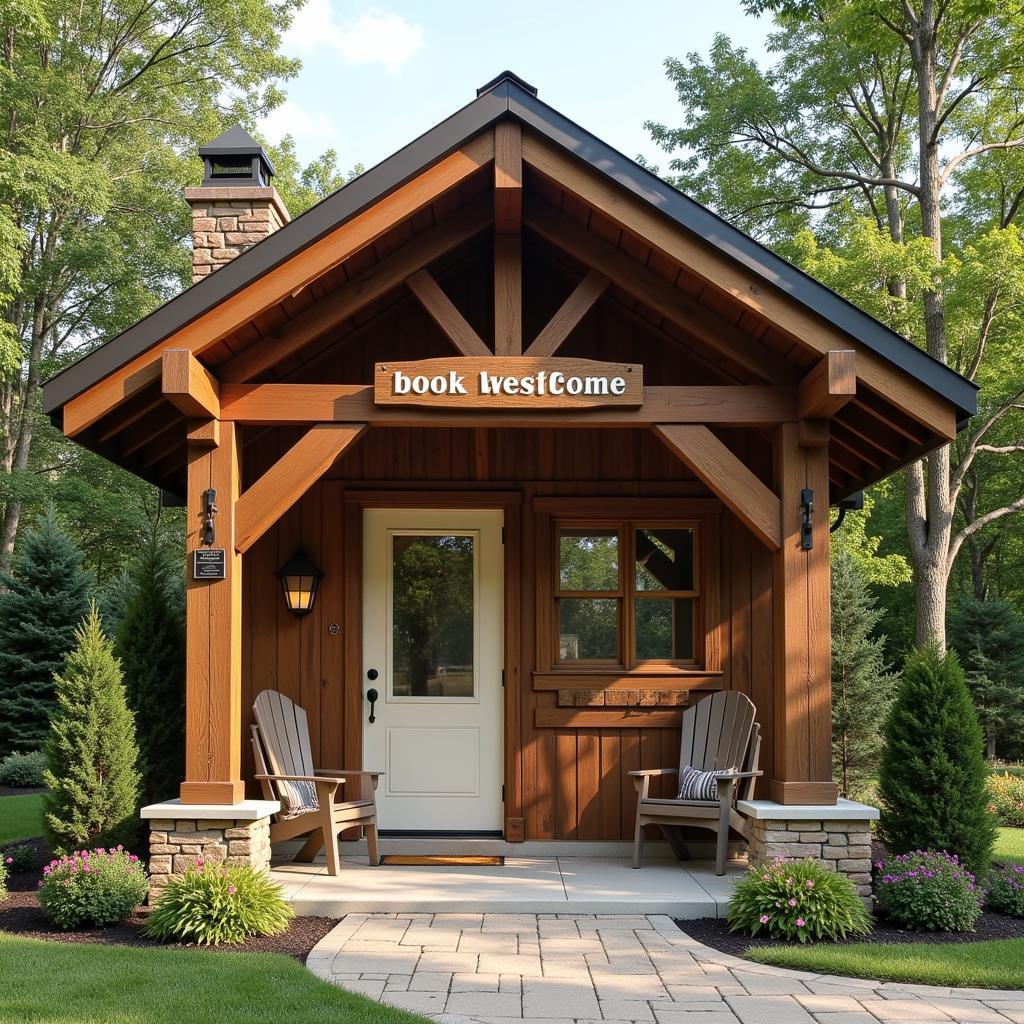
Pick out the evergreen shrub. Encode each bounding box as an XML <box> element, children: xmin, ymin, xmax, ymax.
<box><xmin>875</xmin><ymin>851</ymin><xmax>983</xmax><ymax>931</ymax></box>
<box><xmin>0</xmin><ymin>750</ymin><xmax>46</xmax><ymax>787</ymax></box>
<box><xmin>146</xmin><ymin>858</ymin><xmax>293</xmax><ymax>946</ymax></box>
<box><xmin>986</xmin><ymin>863</ymin><xmax>1024</xmax><ymax>917</ymax></box>
<box><xmin>878</xmin><ymin>644</ymin><xmax>997</xmax><ymax>875</ymax></box>
<box><xmin>727</xmin><ymin>857</ymin><xmax>871</xmax><ymax>942</ymax></box>
<box><xmin>37</xmin><ymin>847</ymin><xmax>147</xmax><ymax>929</ymax></box>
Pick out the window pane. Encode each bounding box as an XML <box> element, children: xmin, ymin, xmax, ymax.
<box><xmin>392</xmin><ymin>535</ymin><xmax>474</xmax><ymax>697</ymax></box>
<box><xmin>559</xmin><ymin>529</ymin><xmax>619</xmax><ymax>591</ymax></box>
<box><xmin>635</xmin><ymin>528</ymin><xmax>694</xmax><ymax>592</ymax></box>
<box><xmin>635</xmin><ymin>598</ymin><xmax>694</xmax><ymax>660</ymax></box>
<box><xmin>559</xmin><ymin>598</ymin><xmax>618</xmax><ymax>661</ymax></box>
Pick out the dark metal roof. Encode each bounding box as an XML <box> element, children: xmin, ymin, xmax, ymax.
<box><xmin>42</xmin><ymin>73</ymin><xmax>978</xmax><ymax>425</ymax></box>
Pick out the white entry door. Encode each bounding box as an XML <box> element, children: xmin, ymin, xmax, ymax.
<box><xmin>362</xmin><ymin>508</ymin><xmax>504</xmax><ymax>832</ymax></box>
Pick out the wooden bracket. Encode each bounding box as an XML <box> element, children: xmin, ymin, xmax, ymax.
<box><xmin>162</xmin><ymin>349</ymin><xmax>220</xmax><ymax>420</ymax></box>
<box><xmin>406</xmin><ymin>269</ymin><xmax>491</xmax><ymax>357</ymax></box>
<box><xmin>524</xmin><ymin>270</ymin><xmax>609</xmax><ymax>358</ymax></box>
<box><xmin>653</xmin><ymin>424</ymin><xmax>781</xmax><ymax>550</ymax></box>
<box><xmin>798</xmin><ymin>350</ymin><xmax>856</xmax><ymax>419</ymax></box>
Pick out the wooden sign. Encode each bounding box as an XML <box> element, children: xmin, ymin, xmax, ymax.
<box><xmin>374</xmin><ymin>357</ymin><xmax>643</xmax><ymax>410</ymax></box>
<box><xmin>192</xmin><ymin>548</ymin><xmax>226</xmax><ymax>580</ymax></box>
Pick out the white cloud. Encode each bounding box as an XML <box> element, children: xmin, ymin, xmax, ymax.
<box><xmin>260</xmin><ymin>100</ymin><xmax>335</xmax><ymax>145</ymax></box>
<box><xmin>284</xmin><ymin>2</ymin><xmax>425</xmax><ymax>74</ymax></box>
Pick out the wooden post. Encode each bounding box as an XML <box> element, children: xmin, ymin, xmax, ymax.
<box><xmin>181</xmin><ymin>420</ymin><xmax>244</xmax><ymax>805</ymax></box>
<box><xmin>770</xmin><ymin>422</ymin><xmax>837</xmax><ymax>805</ymax></box>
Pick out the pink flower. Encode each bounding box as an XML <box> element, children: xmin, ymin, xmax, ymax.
<box><xmin>796</xmin><ymin>918</ymin><xmax>805</xmax><ymax>927</ymax></box>
<box><xmin>806</xmin><ymin>880</ymin><xmax>815</xmax><ymax>889</ymax></box>
<box><xmin>228</xmin><ymin>885</ymin><xmax>236</xmax><ymax>895</ymax></box>
<box><xmin>195</xmin><ymin>856</ymin><xmax>205</xmax><ymax>868</ymax></box>
<box><xmin>758</xmin><ymin>914</ymin><xmax>769</xmax><ymax>924</ymax></box>
<box><xmin>788</xmin><ymin>898</ymin><xmax>797</xmax><ymax>906</ymax></box>
<box><xmin>4</xmin><ymin>857</ymin><xmax>11</xmax><ymax>865</ymax></box>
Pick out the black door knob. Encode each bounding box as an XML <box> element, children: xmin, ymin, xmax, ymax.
<box><xmin>367</xmin><ymin>668</ymin><xmax>379</xmax><ymax>680</ymax></box>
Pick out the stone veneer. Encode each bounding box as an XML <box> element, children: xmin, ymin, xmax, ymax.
<box><xmin>184</xmin><ymin>186</ymin><xmax>289</xmax><ymax>283</ymax></box>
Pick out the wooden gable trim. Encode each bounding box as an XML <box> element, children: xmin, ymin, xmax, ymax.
<box><xmin>653</xmin><ymin>424</ymin><xmax>781</xmax><ymax>550</ymax></box>
<box><xmin>62</xmin><ymin>133</ymin><xmax>495</xmax><ymax>437</ymax></box>
<box><xmin>406</xmin><ymin>268</ymin><xmax>491</xmax><ymax>357</ymax></box>
<box><xmin>524</xmin><ymin>269</ymin><xmax>609</xmax><ymax>358</ymax></box>
<box><xmin>522</xmin><ymin>135</ymin><xmax>958</xmax><ymax>440</ymax></box>
<box><xmin>162</xmin><ymin>350</ymin><xmax>220</xmax><ymax>420</ymax></box>
<box><xmin>234</xmin><ymin>423</ymin><xmax>367</xmax><ymax>553</ymax></box>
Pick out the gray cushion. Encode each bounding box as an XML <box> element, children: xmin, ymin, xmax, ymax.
<box><xmin>279</xmin><ymin>779</ymin><xmax>318</xmax><ymax>815</ymax></box>
<box><xmin>676</xmin><ymin>765</ymin><xmax>729</xmax><ymax>801</ymax></box>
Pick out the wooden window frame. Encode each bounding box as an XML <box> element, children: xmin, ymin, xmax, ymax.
<box><xmin>535</xmin><ymin>498</ymin><xmax>721</xmax><ymax>681</ymax></box>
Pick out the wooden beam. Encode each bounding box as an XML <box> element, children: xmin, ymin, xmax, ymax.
<box><xmin>798</xmin><ymin>350</ymin><xmax>855</xmax><ymax>419</ymax></box>
<box><xmin>523</xmin><ymin>199</ymin><xmax>793</xmax><ymax>385</ymax></box>
<box><xmin>162</xmin><ymin>349</ymin><xmax>220</xmax><ymax>420</ymax></box>
<box><xmin>653</xmin><ymin>424</ymin><xmax>781</xmax><ymax>550</ymax></box>
<box><xmin>524</xmin><ymin>269</ymin><xmax>609</xmax><ymax>358</ymax></box>
<box><xmin>234</xmin><ymin>423</ymin><xmax>367</xmax><ymax>553</ymax></box>
<box><xmin>187</xmin><ymin>418</ymin><xmax>220</xmax><ymax>449</ymax></box>
<box><xmin>523</xmin><ymin>134</ymin><xmax>957</xmax><ymax>439</ymax></box>
<box><xmin>406</xmin><ymin>269</ymin><xmax>491</xmax><ymax>357</ymax></box>
<box><xmin>770</xmin><ymin>421</ymin><xmax>837</xmax><ymax>805</ymax></box>
<box><xmin>494</xmin><ymin>121</ymin><xmax>522</xmax><ymax>233</ymax></box>
<box><xmin>494</xmin><ymin>234</ymin><xmax>522</xmax><ymax>355</ymax></box>
<box><xmin>220</xmin><ymin>383</ymin><xmax>798</xmax><ymax>427</ymax></box>
<box><xmin>220</xmin><ymin>198</ymin><xmax>493</xmax><ymax>383</ymax></box>
<box><xmin>181</xmin><ymin>421</ymin><xmax>244</xmax><ymax>805</ymax></box>
<box><xmin>62</xmin><ymin>134</ymin><xmax>495</xmax><ymax>435</ymax></box>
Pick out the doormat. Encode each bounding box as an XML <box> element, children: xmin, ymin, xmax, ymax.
<box><xmin>380</xmin><ymin>855</ymin><xmax>505</xmax><ymax>866</ymax></box>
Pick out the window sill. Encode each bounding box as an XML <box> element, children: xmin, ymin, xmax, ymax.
<box><xmin>532</xmin><ymin>670</ymin><xmax>723</xmax><ymax>692</ymax></box>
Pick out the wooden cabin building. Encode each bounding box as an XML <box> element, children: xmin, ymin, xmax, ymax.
<box><xmin>42</xmin><ymin>73</ymin><xmax>976</xmax><ymax>885</ymax></box>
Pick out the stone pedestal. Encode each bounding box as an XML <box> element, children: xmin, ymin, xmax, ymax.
<box><xmin>140</xmin><ymin>798</ymin><xmax>279</xmax><ymax>901</ymax></box>
<box><xmin>738</xmin><ymin>798</ymin><xmax>878</xmax><ymax>902</ymax></box>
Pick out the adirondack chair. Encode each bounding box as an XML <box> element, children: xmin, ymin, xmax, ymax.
<box><xmin>251</xmin><ymin>689</ymin><xmax>382</xmax><ymax>876</ymax></box>
<box><xmin>630</xmin><ymin>690</ymin><xmax>761</xmax><ymax>876</ymax></box>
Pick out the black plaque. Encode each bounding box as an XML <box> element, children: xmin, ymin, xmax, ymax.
<box><xmin>192</xmin><ymin>548</ymin><xmax>226</xmax><ymax>580</ymax></box>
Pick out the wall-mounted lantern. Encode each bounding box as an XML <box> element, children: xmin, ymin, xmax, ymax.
<box><xmin>275</xmin><ymin>550</ymin><xmax>323</xmax><ymax>616</ymax></box>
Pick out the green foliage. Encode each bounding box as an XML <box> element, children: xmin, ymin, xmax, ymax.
<box><xmin>831</xmin><ymin>493</ymin><xmax>911</xmax><ymax>589</ymax></box>
<box><xmin>2</xmin><ymin>842</ymin><xmax>38</xmax><ymax>873</ymax></box>
<box><xmin>831</xmin><ymin>551</ymin><xmax>898</xmax><ymax>800</ymax></box>
<box><xmin>950</xmin><ymin>598</ymin><xmax>1024</xmax><ymax>758</ymax></box>
<box><xmin>986</xmin><ymin>862</ymin><xmax>1024</xmax><ymax>917</ymax></box>
<box><xmin>0</xmin><ymin>750</ymin><xmax>46</xmax><ymax>788</ymax></box>
<box><xmin>42</xmin><ymin>604</ymin><xmax>141</xmax><ymax>853</ymax></box>
<box><xmin>879</xmin><ymin>645</ymin><xmax>997</xmax><ymax>875</ymax></box>
<box><xmin>37</xmin><ymin>847</ymin><xmax>147</xmax><ymax>930</ymax></box>
<box><xmin>987</xmin><ymin>773</ymin><xmax>1024</xmax><ymax>828</ymax></box>
<box><xmin>727</xmin><ymin>857</ymin><xmax>871</xmax><ymax>942</ymax></box>
<box><xmin>146</xmin><ymin>861</ymin><xmax>293</xmax><ymax>946</ymax></box>
<box><xmin>875</xmin><ymin>851</ymin><xmax>983</xmax><ymax>932</ymax></box>
<box><xmin>115</xmin><ymin>536</ymin><xmax>185</xmax><ymax>805</ymax></box>
<box><xmin>0</xmin><ymin>510</ymin><xmax>90</xmax><ymax>756</ymax></box>
<box><xmin>0</xmin><ymin>859</ymin><xmax>6</xmax><ymax>901</ymax></box>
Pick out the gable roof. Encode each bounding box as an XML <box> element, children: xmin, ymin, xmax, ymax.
<box><xmin>42</xmin><ymin>71</ymin><xmax>977</xmax><ymax>425</ymax></box>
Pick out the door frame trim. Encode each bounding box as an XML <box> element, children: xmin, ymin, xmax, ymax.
<box><xmin>343</xmin><ymin>490</ymin><xmax>523</xmax><ymax>840</ymax></box>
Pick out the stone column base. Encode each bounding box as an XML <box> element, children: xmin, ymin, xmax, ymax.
<box><xmin>738</xmin><ymin>797</ymin><xmax>879</xmax><ymax>902</ymax></box>
<box><xmin>140</xmin><ymin>798</ymin><xmax>280</xmax><ymax>902</ymax></box>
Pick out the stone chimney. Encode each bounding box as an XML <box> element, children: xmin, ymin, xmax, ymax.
<box><xmin>185</xmin><ymin>125</ymin><xmax>290</xmax><ymax>283</ymax></box>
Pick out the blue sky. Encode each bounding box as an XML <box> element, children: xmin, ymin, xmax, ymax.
<box><xmin>260</xmin><ymin>1</ymin><xmax>774</xmax><ymax>174</ymax></box>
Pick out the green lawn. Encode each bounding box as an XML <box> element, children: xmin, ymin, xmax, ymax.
<box><xmin>747</xmin><ymin>938</ymin><xmax>1024</xmax><ymax>989</ymax></box>
<box><xmin>0</xmin><ymin>792</ymin><xmax>44</xmax><ymax>844</ymax></box>
<box><xmin>0</xmin><ymin>935</ymin><xmax>429</xmax><ymax>1024</ymax></box>
<box><xmin>995</xmin><ymin>827</ymin><xmax>1024</xmax><ymax>865</ymax></box>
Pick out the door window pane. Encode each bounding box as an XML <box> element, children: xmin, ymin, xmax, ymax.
<box><xmin>559</xmin><ymin>598</ymin><xmax>618</xmax><ymax>661</ymax></box>
<box><xmin>559</xmin><ymin>529</ymin><xmax>619</xmax><ymax>591</ymax></box>
<box><xmin>635</xmin><ymin>528</ymin><xmax>694</xmax><ymax>592</ymax></box>
<box><xmin>634</xmin><ymin>598</ymin><xmax>695</xmax><ymax>661</ymax></box>
<box><xmin>391</xmin><ymin>535</ymin><xmax>474</xmax><ymax>697</ymax></box>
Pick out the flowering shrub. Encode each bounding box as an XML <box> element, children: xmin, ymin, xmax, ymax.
<box><xmin>145</xmin><ymin>858</ymin><xmax>293</xmax><ymax>946</ymax></box>
<box><xmin>0</xmin><ymin>859</ymin><xmax>7</xmax><ymax>901</ymax></box>
<box><xmin>986</xmin><ymin>772</ymin><xmax>1024</xmax><ymax>828</ymax></box>
<box><xmin>874</xmin><ymin>850</ymin><xmax>982</xmax><ymax>931</ymax></box>
<box><xmin>727</xmin><ymin>857</ymin><xmax>872</xmax><ymax>942</ymax></box>
<box><xmin>2</xmin><ymin>842</ymin><xmax>37</xmax><ymax>873</ymax></box>
<box><xmin>986</xmin><ymin>863</ymin><xmax>1024</xmax><ymax>917</ymax></box>
<box><xmin>0</xmin><ymin>750</ymin><xmax>47</xmax><ymax>787</ymax></box>
<box><xmin>37</xmin><ymin>847</ymin><xmax>148</xmax><ymax>929</ymax></box>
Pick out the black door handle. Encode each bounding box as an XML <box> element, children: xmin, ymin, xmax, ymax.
<box><xmin>366</xmin><ymin>687</ymin><xmax>378</xmax><ymax>723</ymax></box>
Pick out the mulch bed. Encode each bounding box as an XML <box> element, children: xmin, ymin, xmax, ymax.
<box><xmin>679</xmin><ymin>912</ymin><xmax>1024</xmax><ymax>956</ymax></box>
<box><xmin>1</xmin><ymin>840</ymin><xmax>341</xmax><ymax>962</ymax></box>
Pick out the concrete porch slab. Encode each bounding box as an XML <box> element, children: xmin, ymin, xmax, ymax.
<box><xmin>270</xmin><ymin>849</ymin><xmax>744</xmax><ymax>918</ymax></box>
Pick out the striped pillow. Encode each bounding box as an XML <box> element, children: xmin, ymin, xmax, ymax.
<box><xmin>279</xmin><ymin>779</ymin><xmax>319</xmax><ymax>816</ymax></box>
<box><xmin>676</xmin><ymin>765</ymin><xmax>729</xmax><ymax>801</ymax></box>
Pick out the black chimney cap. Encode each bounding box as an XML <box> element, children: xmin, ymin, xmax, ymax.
<box><xmin>477</xmin><ymin>70</ymin><xmax>538</xmax><ymax>98</ymax></box>
<box><xmin>198</xmin><ymin>124</ymin><xmax>275</xmax><ymax>187</ymax></box>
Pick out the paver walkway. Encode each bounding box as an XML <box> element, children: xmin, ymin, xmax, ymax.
<box><xmin>306</xmin><ymin>913</ymin><xmax>1024</xmax><ymax>1024</ymax></box>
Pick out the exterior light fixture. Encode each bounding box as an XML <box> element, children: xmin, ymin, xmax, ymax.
<box><xmin>275</xmin><ymin>550</ymin><xmax>323</xmax><ymax>616</ymax></box>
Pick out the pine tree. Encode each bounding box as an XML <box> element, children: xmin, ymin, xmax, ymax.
<box><xmin>43</xmin><ymin>604</ymin><xmax>141</xmax><ymax>853</ymax></box>
<box><xmin>950</xmin><ymin>598</ymin><xmax>1024</xmax><ymax>760</ymax></box>
<box><xmin>831</xmin><ymin>551</ymin><xmax>897</xmax><ymax>800</ymax></box>
<box><xmin>878</xmin><ymin>644</ymin><xmax>996</xmax><ymax>876</ymax></box>
<box><xmin>115</xmin><ymin>537</ymin><xmax>185</xmax><ymax>805</ymax></box>
<box><xmin>0</xmin><ymin>510</ymin><xmax>90</xmax><ymax>756</ymax></box>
